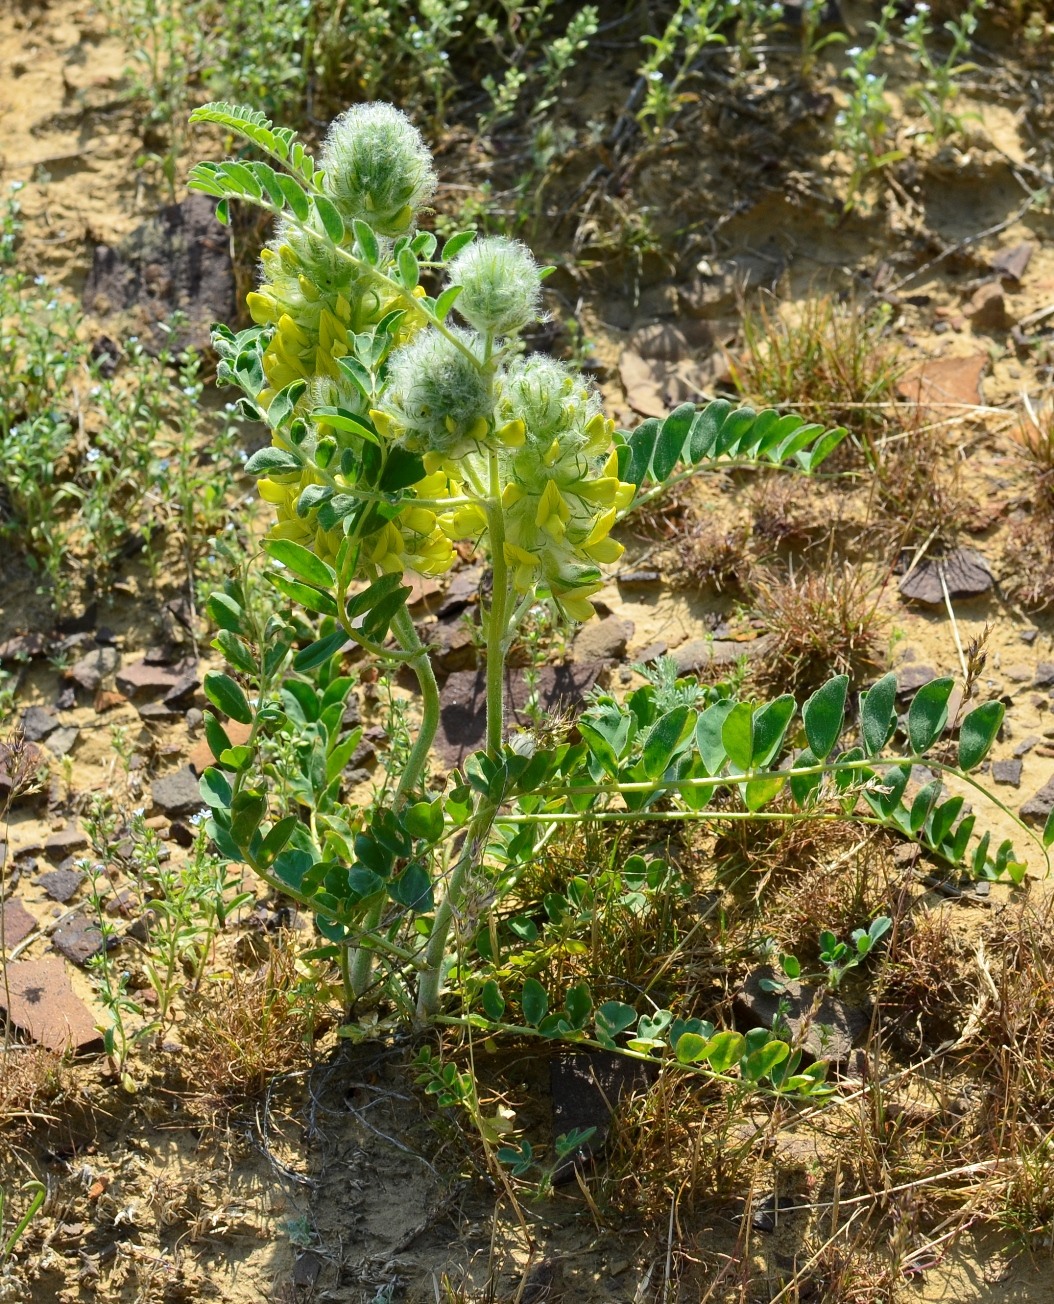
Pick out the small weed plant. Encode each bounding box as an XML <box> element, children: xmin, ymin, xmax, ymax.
<box><xmin>188</xmin><ymin>98</ymin><xmax>1049</xmax><ymax>1158</ymax></box>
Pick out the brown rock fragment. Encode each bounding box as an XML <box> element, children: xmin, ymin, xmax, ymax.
<box><xmin>0</xmin><ymin>957</ymin><xmax>103</xmax><ymax>1052</ymax></box>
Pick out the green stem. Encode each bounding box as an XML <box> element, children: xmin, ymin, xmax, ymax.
<box><xmin>484</xmin><ymin>452</ymin><xmax>509</xmax><ymax>758</ymax></box>
<box><xmin>349</xmin><ymin>605</ymin><xmax>441</xmax><ymax>1000</ymax></box>
<box><xmin>391</xmin><ymin>606</ymin><xmax>441</xmax><ymax>805</ymax></box>
<box><xmin>416</xmin><ymin>799</ymin><xmax>499</xmax><ymax>1020</ymax></box>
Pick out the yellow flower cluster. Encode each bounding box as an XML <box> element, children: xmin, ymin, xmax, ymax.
<box><xmin>246</xmin><ymin>223</ymin><xmax>422</xmax><ymax>408</ymax></box>
<box><xmin>500</xmin><ymin>412</ymin><xmax>635</xmax><ymax>622</ymax></box>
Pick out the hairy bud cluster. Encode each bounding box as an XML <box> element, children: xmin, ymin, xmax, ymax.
<box><xmin>379</xmin><ymin>328</ymin><xmax>494</xmax><ymax>458</ymax></box>
<box><xmin>320</xmin><ymin>103</ymin><xmax>436</xmax><ymax>237</ymax></box>
<box><xmin>448</xmin><ymin>237</ymin><xmax>542</xmax><ymax>338</ymax></box>
<box><xmin>233</xmin><ymin>100</ymin><xmax>634</xmax><ymax>620</ymax></box>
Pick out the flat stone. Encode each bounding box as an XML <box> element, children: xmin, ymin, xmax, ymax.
<box><xmin>44</xmin><ymin>727</ymin><xmax>80</xmax><ymax>758</ymax></box>
<box><xmin>672</xmin><ymin>638</ymin><xmax>755</xmax><ymax>676</ymax></box>
<box><xmin>150</xmin><ymin>765</ymin><xmax>205</xmax><ymax>817</ymax></box>
<box><xmin>44</xmin><ymin>828</ymin><xmax>89</xmax><ymax>861</ymax></box>
<box><xmin>897</xmin><ymin>354</ymin><xmax>987</xmax><ymax>414</ymax></box>
<box><xmin>0</xmin><ymin>632</ymin><xmax>48</xmax><ymax>661</ymax></box>
<box><xmin>734</xmin><ymin>967</ymin><xmax>870</xmax><ymax>1062</ymax></box>
<box><xmin>67</xmin><ymin>646</ymin><xmax>119</xmax><ymax>693</ymax></box>
<box><xmin>992</xmin><ymin>242</ymin><xmax>1033</xmax><ymax>282</ymax></box>
<box><xmin>992</xmin><ymin>759</ymin><xmax>1023</xmax><ymax>787</ymax></box>
<box><xmin>20</xmin><ymin>707</ymin><xmax>60</xmax><ymax>743</ymax></box>
<box><xmin>897</xmin><ymin>664</ymin><xmax>937</xmax><ymax>695</ymax></box>
<box><xmin>436</xmin><ymin>663</ymin><xmax>603</xmax><ymax>767</ymax></box>
<box><xmin>428</xmin><ymin>619</ymin><xmax>478</xmax><ymax>673</ymax></box>
<box><xmin>1033</xmin><ymin>663</ymin><xmax>1054</xmax><ymax>688</ymax></box>
<box><xmin>138</xmin><ymin>702</ymin><xmax>181</xmax><ymax>722</ymax></box>
<box><xmin>963</xmin><ymin>282</ymin><xmax>1010</xmax><ymax>330</ymax></box>
<box><xmin>1004</xmin><ymin>664</ymin><xmax>1033</xmax><ymax>684</ymax></box>
<box><xmin>83</xmin><ymin>192</ymin><xmax>235</xmax><ymax>352</ymax></box>
<box><xmin>436</xmin><ymin>566</ymin><xmax>484</xmax><ymax>619</ymax></box>
<box><xmin>38</xmin><ymin>868</ymin><xmax>85</xmax><ymax>902</ymax></box>
<box><xmin>550</xmin><ymin>1050</ymin><xmax>656</xmax><ymax>1181</ymax></box>
<box><xmin>167</xmin><ymin>821</ymin><xmax>195</xmax><ymax>849</ymax></box>
<box><xmin>619</xmin><ymin>320</ymin><xmax>727</xmax><ymax>418</ymax></box>
<box><xmin>573</xmin><ymin>616</ymin><xmax>634</xmax><ymax>664</ymax></box>
<box><xmin>1014</xmin><ymin>736</ymin><xmax>1039</xmax><ymax>758</ymax></box>
<box><xmin>0</xmin><ymin>899</ymin><xmax>37</xmax><ymax>949</ymax></box>
<box><xmin>162</xmin><ymin>671</ymin><xmax>200</xmax><ymax>710</ymax></box>
<box><xmin>0</xmin><ymin>957</ymin><xmax>102</xmax><ymax>1052</ymax></box>
<box><xmin>1021</xmin><ymin>777</ymin><xmax>1054</xmax><ymax>825</ymax></box>
<box><xmin>116</xmin><ymin>659</ymin><xmax>182</xmax><ymax>701</ymax></box>
<box><xmin>52</xmin><ymin>918</ymin><xmax>106</xmax><ymax>966</ymax></box>
<box><xmin>899</xmin><ymin>549</ymin><xmax>994</xmax><ymax>606</ymax></box>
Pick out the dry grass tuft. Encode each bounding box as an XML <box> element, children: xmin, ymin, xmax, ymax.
<box><xmin>869</xmin><ymin>424</ymin><xmax>977</xmax><ymax>548</ymax></box>
<box><xmin>182</xmin><ymin>937</ymin><xmax>327</xmax><ymax>1109</ymax></box>
<box><xmin>751</xmin><ymin>560</ymin><xmax>889</xmax><ymax>695</ymax></box>
<box><xmin>679</xmin><ymin>516</ymin><xmax>753</xmax><ymax>594</ymax></box>
<box><xmin>729</xmin><ymin>295</ymin><xmax>905</xmax><ymax>452</ymax></box>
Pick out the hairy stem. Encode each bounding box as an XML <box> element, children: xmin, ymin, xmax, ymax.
<box><xmin>391</xmin><ymin>605</ymin><xmax>441</xmax><ymax>805</ymax></box>
<box><xmin>484</xmin><ymin>452</ymin><xmax>510</xmax><ymax>758</ymax></box>
<box><xmin>416</xmin><ymin>799</ymin><xmax>499</xmax><ymax>1019</ymax></box>
<box><xmin>349</xmin><ymin>605</ymin><xmax>441</xmax><ymax>1000</ymax></box>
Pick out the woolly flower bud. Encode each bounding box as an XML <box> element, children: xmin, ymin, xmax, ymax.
<box><xmin>382</xmin><ymin>327</ymin><xmax>493</xmax><ymax>455</ymax></box>
<box><xmin>448</xmin><ymin>237</ymin><xmax>543</xmax><ymax>337</ymax></box>
<box><xmin>320</xmin><ymin>103</ymin><xmax>436</xmax><ymax>237</ymax></box>
<box><xmin>500</xmin><ymin>355</ymin><xmax>597</xmax><ymax>449</ymax></box>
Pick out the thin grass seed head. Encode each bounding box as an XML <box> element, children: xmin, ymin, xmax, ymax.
<box><xmin>448</xmin><ymin>236</ymin><xmax>543</xmax><ymax>337</ymax></box>
<box><xmin>320</xmin><ymin>102</ymin><xmax>436</xmax><ymax>236</ymax></box>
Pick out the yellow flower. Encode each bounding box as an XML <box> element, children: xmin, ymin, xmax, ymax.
<box><xmin>535</xmin><ymin>480</ymin><xmax>570</xmax><ymax>541</ymax></box>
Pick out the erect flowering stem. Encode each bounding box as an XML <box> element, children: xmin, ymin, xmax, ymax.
<box><xmin>349</xmin><ymin>605</ymin><xmax>441</xmax><ymax>1001</ymax></box>
<box><xmin>416</xmin><ymin>797</ymin><xmax>499</xmax><ymax>1020</ymax></box>
<box><xmin>391</xmin><ymin>605</ymin><xmax>441</xmax><ymax>805</ymax></box>
<box><xmin>484</xmin><ymin>451</ymin><xmax>510</xmax><ymax>759</ymax></box>
<box><xmin>417</xmin><ymin>455</ymin><xmax>514</xmax><ymax>1018</ymax></box>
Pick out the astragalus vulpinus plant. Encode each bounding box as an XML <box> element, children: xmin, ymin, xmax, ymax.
<box><xmin>189</xmin><ymin>101</ymin><xmax>1048</xmax><ymax>1104</ymax></box>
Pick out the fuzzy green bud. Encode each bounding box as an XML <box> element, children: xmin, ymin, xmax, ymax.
<box><xmin>382</xmin><ymin>327</ymin><xmax>493</xmax><ymax>455</ymax></box>
<box><xmin>320</xmin><ymin>103</ymin><xmax>436</xmax><ymax>237</ymax></box>
<box><xmin>448</xmin><ymin>237</ymin><xmax>543</xmax><ymax>337</ymax></box>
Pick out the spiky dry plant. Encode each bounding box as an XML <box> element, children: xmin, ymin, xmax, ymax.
<box><xmin>751</xmin><ymin>560</ymin><xmax>888</xmax><ymax>695</ymax></box>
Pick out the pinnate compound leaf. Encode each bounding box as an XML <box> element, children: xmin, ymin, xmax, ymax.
<box><xmin>199</xmin><ymin>767</ymin><xmax>233</xmax><ymax>811</ymax></box>
<box><xmin>675</xmin><ymin>1032</ymin><xmax>709</xmax><ymax>1064</ymax></box>
<box><xmin>313</xmin><ymin>194</ymin><xmax>344</xmax><ymax>242</ymax></box>
<box><xmin>245</xmin><ymin>446</ymin><xmax>302</xmax><ymax>474</ymax></box>
<box><xmin>352</xmin><ymin>218</ymin><xmax>380</xmax><ymax>265</ymax></box>
<box><xmin>860</xmin><ymin>672</ymin><xmax>897</xmax><ymax>756</ymax></box>
<box><xmin>721</xmin><ymin>702</ymin><xmax>754</xmax><ymax>771</ymax></box>
<box><xmin>957</xmin><ymin>700</ymin><xmax>1003</xmax><ymax>771</ymax></box>
<box><xmin>803</xmin><ymin>675</ymin><xmax>848</xmax><ymax>760</ymax></box>
<box><xmin>742</xmin><ymin>1040</ymin><xmax>790</xmax><ymax>1082</ymax></box>
<box><xmin>404</xmin><ymin>799</ymin><xmax>444</xmax><ymax>843</ymax></box>
<box><xmin>696</xmin><ymin>699</ymin><xmax>736</xmax><ymax>774</ymax></box>
<box><xmin>388</xmin><ymin>863</ymin><xmax>434</xmax><ymax>912</ymax></box>
<box><xmin>595</xmin><ymin>1001</ymin><xmax>637</xmax><ymax>1042</ymax></box>
<box><xmin>908</xmin><ymin>677</ymin><xmax>956</xmax><ymax>754</ymax></box>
